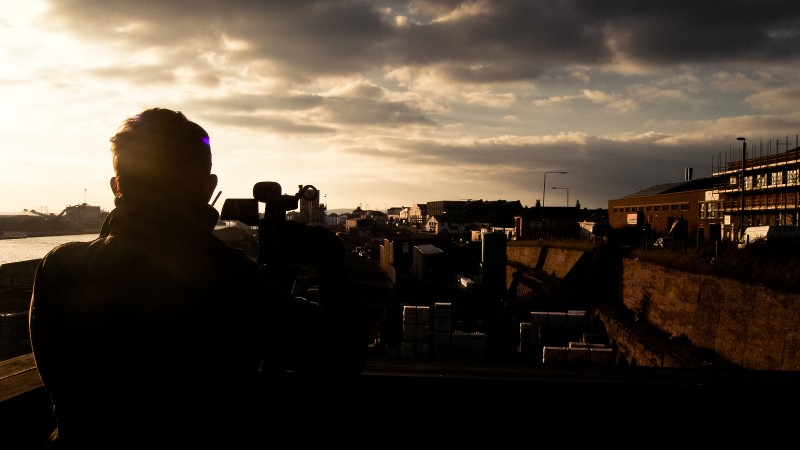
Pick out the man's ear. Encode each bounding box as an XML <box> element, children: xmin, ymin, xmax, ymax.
<box><xmin>110</xmin><ymin>177</ymin><xmax>121</xmax><ymax>198</ymax></box>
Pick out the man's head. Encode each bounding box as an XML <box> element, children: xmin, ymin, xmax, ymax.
<box><xmin>109</xmin><ymin>108</ymin><xmax>217</xmax><ymax>205</ymax></box>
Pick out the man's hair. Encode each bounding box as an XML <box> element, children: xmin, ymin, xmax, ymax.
<box><xmin>110</xmin><ymin>108</ymin><xmax>212</xmax><ymax>202</ymax></box>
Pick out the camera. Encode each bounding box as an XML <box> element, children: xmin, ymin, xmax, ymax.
<box><xmin>221</xmin><ymin>181</ymin><xmax>367</xmax><ymax>376</ymax></box>
<box><xmin>219</xmin><ymin>182</ymin><xmax>318</xmax><ymax>228</ymax></box>
<box><xmin>220</xmin><ymin>181</ymin><xmax>325</xmax><ymax>296</ymax></box>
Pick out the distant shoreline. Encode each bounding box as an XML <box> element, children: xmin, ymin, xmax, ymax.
<box><xmin>0</xmin><ymin>229</ymin><xmax>100</xmax><ymax>241</ymax></box>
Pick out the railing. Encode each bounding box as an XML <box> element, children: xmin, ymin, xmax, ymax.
<box><xmin>0</xmin><ymin>353</ymin><xmax>55</xmax><ymax>447</ymax></box>
<box><xmin>0</xmin><ymin>354</ymin><xmax>41</xmax><ymax>401</ymax></box>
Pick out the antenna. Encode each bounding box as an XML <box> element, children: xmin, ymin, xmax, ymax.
<box><xmin>211</xmin><ymin>191</ymin><xmax>222</xmax><ymax>207</ymax></box>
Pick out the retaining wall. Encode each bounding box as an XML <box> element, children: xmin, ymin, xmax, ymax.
<box><xmin>505</xmin><ymin>242</ymin><xmax>800</xmax><ymax>371</ymax></box>
<box><xmin>621</xmin><ymin>258</ymin><xmax>800</xmax><ymax>371</ymax></box>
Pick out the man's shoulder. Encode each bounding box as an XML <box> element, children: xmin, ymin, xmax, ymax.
<box><xmin>41</xmin><ymin>239</ymin><xmax>97</xmax><ymax>263</ymax></box>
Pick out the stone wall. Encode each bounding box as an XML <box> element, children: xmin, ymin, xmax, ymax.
<box><xmin>506</xmin><ymin>243</ymin><xmax>585</xmax><ymax>279</ymax></box>
<box><xmin>621</xmin><ymin>258</ymin><xmax>800</xmax><ymax>371</ymax></box>
<box><xmin>504</xmin><ymin>241</ymin><xmax>800</xmax><ymax>371</ymax></box>
<box><xmin>505</xmin><ymin>244</ymin><xmax>543</xmax><ymax>268</ymax></box>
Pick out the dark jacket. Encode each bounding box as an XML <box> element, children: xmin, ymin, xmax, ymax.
<box><xmin>29</xmin><ymin>201</ymin><xmax>301</xmax><ymax>448</ymax></box>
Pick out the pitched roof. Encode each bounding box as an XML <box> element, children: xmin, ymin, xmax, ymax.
<box><xmin>621</xmin><ymin>177</ymin><xmax>719</xmax><ymax>199</ymax></box>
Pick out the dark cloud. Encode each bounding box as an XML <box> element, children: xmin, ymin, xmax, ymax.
<box><xmin>186</xmin><ymin>88</ymin><xmax>434</xmax><ymax>131</ymax></box>
<box><xmin>45</xmin><ymin>0</ymin><xmax>800</xmax><ymax>84</ymax></box>
<box><xmin>593</xmin><ymin>0</ymin><xmax>800</xmax><ymax>64</ymax></box>
<box><xmin>45</xmin><ymin>1</ymin><xmax>394</xmax><ymax>82</ymax></box>
<box><xmin>321</xmin><ymin>85</ymin><xmax>436</xmax><ymax>126</ymax></box>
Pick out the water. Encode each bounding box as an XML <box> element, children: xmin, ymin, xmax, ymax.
<box><xmin>0</xmin><ymin>234</ymin><xmax>99</xmax><ymax>265</ymax></box>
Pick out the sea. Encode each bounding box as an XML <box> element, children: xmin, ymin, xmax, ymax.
<box><xmin>0</xmin><ymin>234</ymin><xmax>99</xmax><ymax>266</ymax></box>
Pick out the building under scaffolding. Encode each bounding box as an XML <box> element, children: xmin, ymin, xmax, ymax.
<box><xmin>608</xmin><ymin>134</ymin><xmax>800</xmax><ymax>245</ymax></box>
<box><xmin>713</xmin><ymin>135</ymin><xmax>800</xmax><ymax>241</ymax></box>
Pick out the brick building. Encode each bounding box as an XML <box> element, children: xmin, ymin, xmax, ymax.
<box><xmin>608</xmin><ymin>172</ymin><xmax>722</xmax><ymax>242</ymax></box>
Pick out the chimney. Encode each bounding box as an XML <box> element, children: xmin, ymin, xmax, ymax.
<box><xmin>684</xmin><ymin>167</ymin><xmax>693</xmax><ymax>181</ymax></box>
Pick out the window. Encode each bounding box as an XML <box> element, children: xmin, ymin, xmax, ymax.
<box><xmin>788</xmin><ymin>169</ymin><xmax>798</xmax><ymax>185</ymax></box>
<box><xmin>755</xmin><ymin>174</ymin><xmax>766</xmax><ymax>189</ymax></box>
<box><xmin>700</xmin><ymin>201</ymin><xmax>720</xmax><ymax>219</ymax></box>
<box><xmin>709</xmin><ymin>202</ymin><xmax>719</xmax><ymax>219</ymax></box>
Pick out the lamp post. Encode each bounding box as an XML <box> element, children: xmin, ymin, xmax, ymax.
<box><xmin>552</xmin><ymin>186</ymin><xmax>569</xmax><ymax>207</ymax></box>
<box><xmin>541</xmin><ymin>171</ymin><xmax>567</xmax><ymax>240</ymax></box>
<box><xmin>737</xmin><ymin>137</ymin><xmax>746</xmax><ymax>241</ymax></box>
<box><xmin>542</xmin><ymin>171</ymin><xmax>567</xmax><ymax>209</ymax></box>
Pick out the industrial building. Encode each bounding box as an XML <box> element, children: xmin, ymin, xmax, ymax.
<box><xmin>609</xmin><ymin>135</ymin><xmax>800</xmax><ymax>244</ymax></box>
<box><xmin>607</xmin><ymin>169</ymin><xmax>722</xmax><ymax>243</ymax></box>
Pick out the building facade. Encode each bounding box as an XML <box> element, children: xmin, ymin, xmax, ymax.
<box><xmin>713</xmin><ymin>140</ymin><xmax>800</xmax><ymax>241</ymax></box>
<box><xmin>407</xmin><ymin>204</ymin><xmax>427</xmax><ymax>230</ymax></box>
<box><xmin>607</xmin><ymin>176</ymin><xmax>721</xmax><ymax>242</ymax></box>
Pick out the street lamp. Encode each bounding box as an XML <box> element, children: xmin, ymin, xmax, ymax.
<box><xmin>542</xmin><ymin>171</ymin><xmax>567</xmax><ymax>208</ymax></box>
<box><xmin>737</xmin><ymin>137</ymin><xmax>746</xmax><ymax>241</ymax></box>
<box><xmin>541</xmin><ymin>171</ymin><xmax>567</xmax><ymax>240</ymax></box>
<box><xmin>552</xmin><ymin>186</ymin><xmax>569</xmax><ymax>207</ymax></box>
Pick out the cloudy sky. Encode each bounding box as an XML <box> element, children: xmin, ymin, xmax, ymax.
<box><xmin>2</xmin><ymin>1</ymin><xmax>800</xmax><ymax>215</ymax></box>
